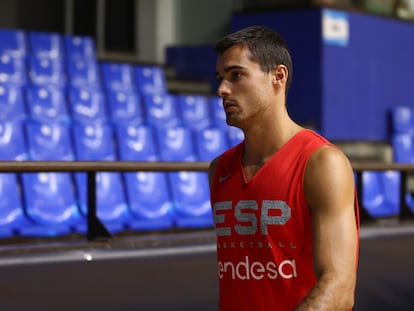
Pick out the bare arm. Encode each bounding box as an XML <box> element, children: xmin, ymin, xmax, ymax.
<box><xmin>295</xmin><ymin>145</ymin><xmax>359</xmax><ymax>311</ymax></box>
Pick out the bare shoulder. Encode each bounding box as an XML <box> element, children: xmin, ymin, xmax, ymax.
<box><xmin>304</xmin><ymin>145</ymin><xmax>355</xmax><ymax>213</ymax></box>
<box><xmin>308</xmin><ymin>144</ymin><xmax>353</xmax><ymax>173</ymax></box>
<box><xmin>208</xmin><ymin>156</ymin><xmax>221</xmax><ymax>188</ymax></box>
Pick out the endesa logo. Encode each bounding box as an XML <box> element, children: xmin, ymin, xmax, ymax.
<box><xmin>214</xmin><ymin>200</ymin><xmax>297</xmax><ymax>281</ymax></box>
<box><xmin>218</xmin><ymin>256</ymin><xmax>297</xmax><ymax>280</ymax></box>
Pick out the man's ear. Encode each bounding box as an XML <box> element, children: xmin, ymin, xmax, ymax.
<box><xmin>273</xmin><ymin>65</ymin><xmax>288</xmax><ymax>85</ymax></box>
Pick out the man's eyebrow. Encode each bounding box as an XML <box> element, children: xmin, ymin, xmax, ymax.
<box><xmin>216</xmin><ymin>65</ymin><xmax>245</xmax><ymax>77</ymax></box>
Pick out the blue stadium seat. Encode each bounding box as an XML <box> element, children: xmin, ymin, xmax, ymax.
<box><xmin>0</xmin><ymin>120</ymin><xmax>27</xmax><ymax>161</ymax></box>
<box><xmin>169</xmin><ymin>171</ymin><xmax>213</xmax><ymax>228</ymax></box>
<box><xmin>210</xmin><ymin>95</ymin><xmax>227</xmax><ymax>128</ymax></box>
<box><xmin>0</xmin><ymin>119</ymin><xmax>29</xmax><ymax>161</ymax></box>
<box><xmin>157</xmin><ymin>126</ymin><xmax>212</xmax><ymax>228</ymax></box>
<box><xmin>72</xmin><ymin>123</ymin><xmax>130</xmax><ymax>234</ymax></box>
<box><xmin>74</xmin><ymin>172</ymin><xmax>128</xmax><ymax>235</ymax></box>
<box><xmin>25</xmin><ymin>121</ymin><xmax>74</xmax><ymax>161</ymax></box>
<box><xmin>362</xmin><ymin>171</ymin><xmax>399</xmax><ymax>218</ymax></box>
<box><xmin>124</xmin><ymin>171</ymin><xmax>175</xmax><ymax>231</ymax></box>
<box><xmin>115</xmin><ymin>124</ymin><xmax>158</xmax><ymax>161</ymax></box>
<box><xmin>28</xmin><ymin>31</ymin><xmax>65</xmax><ymax>60</ymax></box>
<box><xmin>143</xmin><ymin>93</ymin><xmax>180</xmax><ymax>129</ymax></box>
<box><xmin>115</xmin><ymin>124</ymin><xmax>175</xmax><ymax>230</ymax></box>
<box><xmin>26</xmin><ymin>85</ymin><xmax>70</xmax><ymax>124</ymax></box>
<box><xmin>0</xmin><ymin>28</ymin><xmax>27</xmax><ymax>59</ymax></box>
<box><xmin>0</xmin><ymin>123</ymin><xmax>29</xmax><ymax>161</ymax></box>
<box><xmin>390</xmin><ymin>106</ymin><xmax>414</xmax><ymax>134</ymax></box>
<box><xmin>362</xmin><ymin>171</ymin><xmax>385</xmax><ymax>217</ymax></box>
<box><xmin>0</xmin><ymin>122</ymin><xmax>27</xmax><ymax>159</ymax></box>
<box><xmin>27</xmin><ymin>56</ymin><xmax>66</xmax><ymax>86</ymax></box>
<box><xmin>0</xmin><ymin>29</ymin><xmax>27</xmax><ymax>86</ymax></box>
<box><xmin>0</xmin><ymin>120</ymin><xmax>34</xmax><ymax>238</ymax></box>
<box><xmin>135</xmin><ymin>64</ymin><xmax>167</xmax><ymax>94</ymax></box>
<box><xmin>156</xmin><ymin>126</ymin><xmax>196</xmax><ymax>162</ymax></box>
<box><xmin>106</xmin><ymin>88</ymin><xmax>145</xmax><ymax>126</ymax></box>
<box><xmin>67</xmin><ymin>86</ymin><xmax>108</xmax><ymax>124</ymax></box>
<box><xmin>72</xmin><ymin>123</ymin><xmax>115</xmax><ymax>161</ymax></box>
<box><xmin>64</xmin><ymin>34</ymin><xmax>96</xmax><ymax>60</ymax></box>
<box><xmin>100</xmin><ymin>61</ymin><xmax>136</xmax><ymax>90</ymax></box>
<box><xmin>0</xmin><ymin>84</ymin><xmax>26</xmax><ymax>121</ymax></box>
<box><xmin>22</xmin><ymin>120</ymin><xmax>83</xmax><ymax>236</ymax></box>
<box><xmin>194</xmin><ymin>127</ymin><xmax>229</xmax><ymax>161</ymax></box>
<box><xmin>176</xmin><ymin>94</ymin><xmax>212</xmax><ymax>130</ymax></box>
<box><xmin>381</xmin><ymin>171</ymin><xmax>400</xmax><ymax>216</ymax></box>
<box><xmin>20</xmin><ymin>172</ymin><xmax>82</xmax><ymax>236</ymax></box>
<box><xmin>66</xmin><ymin>58</ymin><xmax>101</xmax><ymax>88</ymax></box>
<box><xmin>391</xmin><ymin>133</ymin><xmax>414</xmax><ymax>163</ymax></box>
<box><xmin>0</xmin><ymin>173</ymin><xmax>29</xmax><ymax>238</ymax></box>
<box><xmin>0</xmin><ymin>54</ymin><xmax>27</xmax><ymax>86</ymax></box>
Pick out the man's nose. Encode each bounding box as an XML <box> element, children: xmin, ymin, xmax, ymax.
<box><xmin>216</xmin><ymin>80</ymin><xmax>230</xmax><ymax>97</ymax></box>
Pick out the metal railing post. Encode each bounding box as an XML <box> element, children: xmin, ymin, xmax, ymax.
<box><xmin>87</xmin><ymin>171</ymin><xmax>111</xmax><ymax>241</ymax></box>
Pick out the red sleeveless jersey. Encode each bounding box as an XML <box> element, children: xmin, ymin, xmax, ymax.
<box><xmin>210</xmin><ymin>129</ymin><xmax>360</xmax><ymax>310</ymax></box>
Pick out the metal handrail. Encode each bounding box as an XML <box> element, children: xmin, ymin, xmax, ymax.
<box><xmin>1</xmin><ymin>160</ymin><xmax>413</xmax><ymax>240</ymax></box>
<box><xmin>0</xmin><ymin>161</ymin><xmax>210</xmax><ymax>172</ymax></box>
<box><xmin>0</xmin><ymin>161</ymin><xmax>209</xmax><ymax>241</ymax></box>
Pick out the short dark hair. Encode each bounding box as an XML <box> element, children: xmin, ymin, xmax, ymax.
<box><xmin>215</xmin><ymin>25</ymin><xmax>293</xmax><ymax>93</ymax></box>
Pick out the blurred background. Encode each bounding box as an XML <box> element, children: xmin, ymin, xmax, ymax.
<box><xmin>0</xmin><ymin>0</ymin><xmax>414</xmax><ymax>310</ymax></box>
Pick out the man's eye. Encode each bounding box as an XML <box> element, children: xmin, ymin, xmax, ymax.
<box><xmin>231</xmin><ymin>72</ymin><xmax>242</xmax><ymax>80</ymax></box>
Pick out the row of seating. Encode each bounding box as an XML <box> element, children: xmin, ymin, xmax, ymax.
<box><xmin>3</xmin><ymin>119</ymin><xmax>242</xmax><ymax>163</ymax></box>
<box><xmin>0</xmin><ymin>28</ymin><xmax>231</xmax><ymax>131</ymax></box>
<box><xmin>1</xmin><ymin>55</ymin><xmax>168</xmax><ymax>95</ymax></box>
<box><xmin>361</xmin><ymin>106</ymin><xmax>414</xmax><ymax>218</ymax></box>
<box><xmin>0</xmin><ymin>28</ymin><xmax>243</xmax><ymax>238</ymax></box>
<box><xmin>1</xmin><ymin>83</ymin><xmax>230</xmax><ymax>127</ymax></box>
<box><xmin>0</xmin><ymin>28</ymin><xmax>166</xmax><ymax>92</ymax></box>
<box><xmin>0</xmin><ymin>118</ymin><xmax>244</xmax><ymax>238</ymax></box>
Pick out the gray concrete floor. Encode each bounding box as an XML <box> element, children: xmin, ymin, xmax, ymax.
<box><xmin>0</xmin><ymin>226</ymin><xmax>413</xmax><ymax>311</ymax></box>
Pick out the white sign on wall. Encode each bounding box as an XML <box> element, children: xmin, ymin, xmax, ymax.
<box><xmin>322</xmin><ymin>9</ymin><xmax>349</xmax><ymax>47</ymax></box>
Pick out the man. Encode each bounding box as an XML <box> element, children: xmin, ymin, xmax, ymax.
<box><xmin>209</xmin><ymin>25</ymin><xmax>360</xmax><ymax>310</ymax></box>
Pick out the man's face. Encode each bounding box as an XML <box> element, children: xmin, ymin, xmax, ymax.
<box><xmin>215</xmin><ymin>44</ymin><xmax>275</xmax><ymax>128</ymax></box>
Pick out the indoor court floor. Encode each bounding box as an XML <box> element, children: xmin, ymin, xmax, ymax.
<box><xmin>0</xmin><ymin>224</ymin><xmax>413</xmax><ymax>310</ymax></box>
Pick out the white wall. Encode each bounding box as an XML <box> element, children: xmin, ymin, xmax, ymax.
<box><xmin>0</xmin><ymin>0</ymin><xmax>241</xmax><ymax>65</ymax></box>
<box><xmin>174</xmin><ymin>0</ymin><xmax>243</xmax><ymax>45</ymax></box>
<box><xmin>136</xmin><ymin>0</ymin><xmax>242</xmax><ymax>64</ymax></box>
<box><xmin>136</xmin><ymin>0</ymin><xmax>178</xmax><ymax>63</ymax></box>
